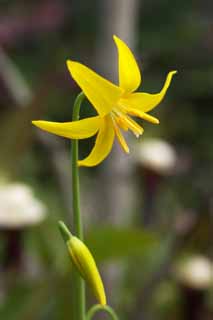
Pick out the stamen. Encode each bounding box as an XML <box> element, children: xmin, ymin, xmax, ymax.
<box><xmin>115</xmin><ymin>117</ymin><xmax>129</xmax><ymax>131</ymax></box>
<box><xmin>121</xmin><ymin>115</ymin><xmax>144</xmax><ymax>137</ymax></box>
<box><xmin>111</xmin><ymin>107</ymin><xmax>144</xmax><ymax>137</ymax></box>
<box><xmin>111</xmin><ymin>110</ymin><xmax>128</xmax><ymax>131</ymax></box>
<box><xmin>127</xmin><ymin>108</ymin><xmax>159</xmax><ymax>124</ymax></box>
<box><xmin>112</xmin><ymin>121</ymin><xmax>129</xmax><ymax>153</ymax></box>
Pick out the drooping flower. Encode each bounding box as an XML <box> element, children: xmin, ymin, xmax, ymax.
<box><xmin>32</xmin><ymin>35</ymin><xmax>177</xmax><ymax>167</ymax></box>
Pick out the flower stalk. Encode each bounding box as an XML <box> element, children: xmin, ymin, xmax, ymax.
<box><xmin>72</xmin><ymin>91</ymin><xmax>85</xmax><ymax>239</ymax></box>
<box><xmin>86</xmin><ymin>304</ymin><xmax>119</xmax><ymax>320</ymax></box>
<box><xmin>71</xmin><ymin>91</ymin><xmax>85</xmax><ymax>320</ymax></box>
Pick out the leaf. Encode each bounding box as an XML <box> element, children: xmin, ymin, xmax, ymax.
<box><xmin>85</xmin><ymin>226</ymin><xmax>159</xmax><ymax>263</ymax></box>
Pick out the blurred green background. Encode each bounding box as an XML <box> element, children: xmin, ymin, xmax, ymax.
<box><xmin>0</xmin><ymin>1</ymin><xmax>212</xmax><ymax>319</ymax></box>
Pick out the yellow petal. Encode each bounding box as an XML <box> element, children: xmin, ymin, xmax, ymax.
<box><xmin>121</xmin><ymin>70</ymin><xmax>177</xmax><ymax>112</ymax></box>
<box><xmin>32</xmin><ymin>116</ymin><xmax>101</xmax><ymax>139</ymax></box>
<box><xmin>78</xmin><ymin>115</ymin><xmax>114</xmax><ymax>167</ymax></box>
<box><xmin>113</xmin><ymin>35</ymin><xmax>141</xmax><ymax>93</ymax></box>
<box><xmin>67</xmin><ymin>60</ymin><xmax>123</xmax><ymax>117</ymax></box>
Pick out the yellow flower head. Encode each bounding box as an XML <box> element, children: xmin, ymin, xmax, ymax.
<box><xmin>32</xmin><ymin>35</ymin><xmax>177</xmax><ymax>167</ymax></box>
<box><xmin>59</xmin><ymin>221</ymin><xmax>106</xmax><ymax>306</ymax></box>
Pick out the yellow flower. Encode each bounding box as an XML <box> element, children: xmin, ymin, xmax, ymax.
<box><xmin>32</xmin><ymin>35</ymin><xmax>177</xmax><ymax>167</ymax></box>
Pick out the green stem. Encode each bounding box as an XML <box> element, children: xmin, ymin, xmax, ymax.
<box><xmin>86</xmin><ymin>304</ymin><xmax>119</xmax><ymax>320</ymax></box>
<box><xmin>72</xmin><ymin>91</ymin><xmax>85</xmax><ymax>239</ymax></box>
<box><xmin>71</xmin><ymin>91</ymin><xmax>85</xmax><ymax>320</ymax></box>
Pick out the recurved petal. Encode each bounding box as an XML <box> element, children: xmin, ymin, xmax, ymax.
<box><xmin>78</xmin><ymin>115</ymin><xmax>115</xmax><ymax>167</ymax></box>
<box><xmin>67</xmin><ymin>60</ymin><xmax>123</xmax><ymax>117</ymax></box>
<box><xmin>121</xmin><ymin>71</ymin><xmax>177</xmax><ymax>112</ymax></box>
<box><xmin>113</xmin><ymin>35</ymin><xmax>141</xmax><ymax>93</ymax></box>
<box><xmin>32</xmin><ymin>116</ymin><xmax>101</xmax><ymax>139</ymax></box>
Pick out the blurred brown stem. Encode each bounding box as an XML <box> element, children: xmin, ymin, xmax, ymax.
<box><xmin>2</xmin><ymin>229</ymin><xmax>23</xmax><ymax>271</ymax></box>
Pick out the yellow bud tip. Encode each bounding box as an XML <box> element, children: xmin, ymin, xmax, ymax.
<box><xmin>58</xmin><ymin>221</ymin><xmax>72</xmax><ymax>243</ymax></box>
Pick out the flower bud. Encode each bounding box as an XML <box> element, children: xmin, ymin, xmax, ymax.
<box><xmin>58</xmin><ymin>221</ymin><xmax>106</xmax><ymax>306</ymax></box>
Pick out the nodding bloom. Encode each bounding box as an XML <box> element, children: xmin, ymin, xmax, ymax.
<box><xmin>32</xmin><ymin>35</ymin><xmax>177</xmax><ymax>167</ymax></box>
<box><xmin>59</xmin><ymin>222</ymin><xmax>106</xmax><ymax>306</ymax></box>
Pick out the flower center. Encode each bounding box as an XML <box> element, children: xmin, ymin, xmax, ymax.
<box><xmin>110</xmin><ymin>106</ymin><xmax>144</xmax><ymax>153</ymax></box>
<box><xmin>111</xmin><ymin>106</ymin><xmax>144</xmax><ymax>137</ymax></box>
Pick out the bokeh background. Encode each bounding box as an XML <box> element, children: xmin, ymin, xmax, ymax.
<box><xmin>0</xmin><ymin>1</ymin><xmax>212</xmax><ymax>319</ymax></box>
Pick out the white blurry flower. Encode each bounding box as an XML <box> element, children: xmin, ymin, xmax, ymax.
<box><xmin>0</xmin><ymin>183</ymin><xmax>46</xmax><ymax>228</ymax></box>
<box><xmin>135</xmin><ymin>138</ymin><xmax>177</xmax><ymax>175</ymax></box>
<box><xmin>175</xmin><ymin>255</ymin><xmax>213</xmax><ymax>290</ymax></box>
